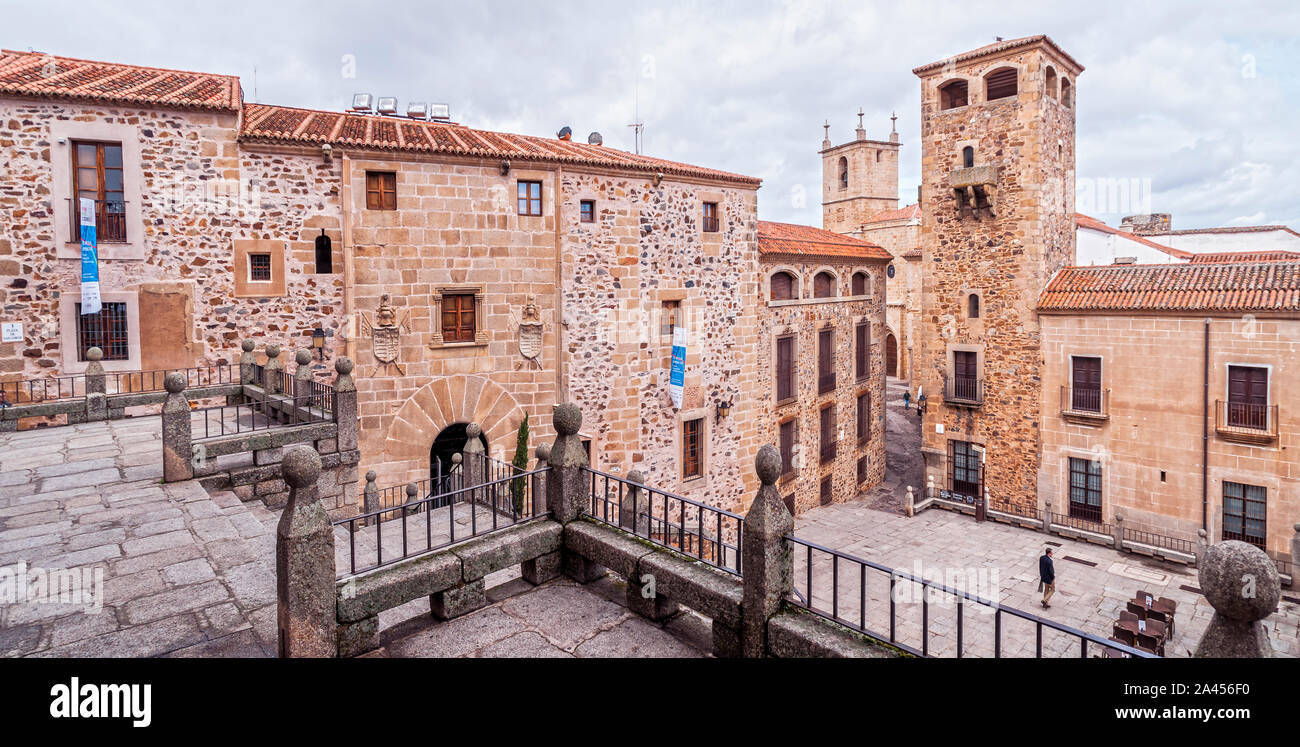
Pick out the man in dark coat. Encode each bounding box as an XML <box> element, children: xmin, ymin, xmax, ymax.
<box><xmin>1039</xmin><ymin>548</ymin><xmax>1056</xmax><ymax>608</ymax></box>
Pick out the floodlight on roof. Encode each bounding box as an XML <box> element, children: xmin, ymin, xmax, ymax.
<box><xmin>429</xmin><ymin>103</ymin><xmax>451</xmax><ymax>121</ymax></box>
<box><xmin>350</xmin><ymin>93</ymin><xmax>373</xmax><ymax>113</ymax></box>
<box><xmin>376</xmin><ymin>96</ymin><xmax>398</xmax><ymax>115</ymax></box>
<box><xmin>406</xmin><ymin>102</ymin><xmax>429</xmax><ymax>120</ymax></box>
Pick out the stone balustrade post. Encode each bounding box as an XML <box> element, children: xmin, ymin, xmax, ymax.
<box><xmin>905</xmin><ymin>486</ymin><xmax>915</xmax><ymax>517</ymax></box>
<box><xmin>532</xmin><ymin>443</ymin><xmax>550</xmax><ymax>516</ymax></box>
<box><xmin>362</xmin><ymin>470</ymin><xmax>378</xmax><ymax>523</ymax></box>
<box><xmin>83</xmin><ymin>346</ymin><xmax>107</xmax><ymax>422</ymax></box>
<box><xmin>263</xmin><ymin>343</ymin><xmax>283</xmax><ymax>394</ymax></box>
<box><xmin>622</xmin><ymin>467</ymin><xmax>679</xmax><ymax>621</ymax></box>
<box><xmin>276</xmin><ymin>445</ymin><xmax>336</xmax><ymax>658</ymax></box>
<box><xmin>239</xmin><ymin>339</ymin><xmax>257</xmax><ymax>386</ymax></box>
<box><xmin>1113</xmin><ymin>513</ymin><xmax>1125</xmax><ymax>551</ymax></box>
<box><xmin>547</xmin><ymin>403</ymin><xmax>604</xmax><ymax>582</ymax></box>
<box><xmin>740</xmin><ymin>444</ymin><xmax>794</xmax><ymax>659</ymax></box>
<box><xmin>294</xmin><ymin>349</ymin><xmax>314</xmax><ymax>400</ymax></box>
<box><xmin>619</xmin><ymin>469</ymin><xmax>644</xmax><ymax>531</ymax></box>
<box><xmin>1041</xmin><ymin>500</ymin><xmax>1054</xmax><ymax>535</ymax></box>
<box><xmin>1193</xmin><ymin>540</ymin><xmax>1281</xmax><ymax>658</ymax></box>
<box><xmin>926</xmin><ymin>475</ymin><xmax>935</xmax><ymax>501</ymax></box>
<box><xmin>462</xmin><ymin>422</ymin><xmax>485</xmax><ymax>488</ymax></box>
<box><xmin>332</xmin><ymin>357</ymin><xmax>357</xmax><ymax>452</ymax></box>
<box><xmin>161</xmin><ymin>372</ymin><xmax>192</xmax><ymax>483</ymax></box>
<box><xmin>1290</xmin><ymin>524</ymin><xmax>1300</xmax><ymax>587</ymax></box>
<box><xmin>1195</xmin><ymin>529</ymin><xmax>1209</xmax><ymax>567</ymax></box>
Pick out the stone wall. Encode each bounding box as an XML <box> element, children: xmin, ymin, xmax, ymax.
<box><xmin>821</xmin><ymin>135</ymin><xmax>900</xmax><ymax>234</ymax></box>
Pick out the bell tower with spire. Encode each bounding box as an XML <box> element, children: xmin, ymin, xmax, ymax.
<box><xmin>821</xmin><ymin>109</ymin><xmax>901</xmax><ymax>234</ymax></box>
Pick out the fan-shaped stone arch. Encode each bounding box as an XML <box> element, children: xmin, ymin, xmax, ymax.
<box><xmin>381</xmin><ymin>375</ymin><xmax>527</xmax><ymax>464</ymax></box>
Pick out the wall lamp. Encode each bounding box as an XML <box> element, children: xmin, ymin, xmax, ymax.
<box><xmin>716</xmin><ymin>398</ymin><xmax>733</xmax><ymax>422</ymax></box>
<box><xmin>312</xmin><ymin>328</ymin><xmax>326</xmax><ymax>361</ymax></box>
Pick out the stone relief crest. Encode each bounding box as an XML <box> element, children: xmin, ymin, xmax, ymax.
<box><xmin>511</xmin><ymin>295</ymin><xmax>545</xmax><ymax>369</ymax></box>
<box><xmin>359</xmin><ymin>293</ymin><xmax>410</xmax><ymax>376</ymax></box>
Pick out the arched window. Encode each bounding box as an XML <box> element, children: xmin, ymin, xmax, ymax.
<box><xmin>968</xmin><ymin>293</ymin><xmax>981</xmax><ymax>319</ymax></box>
<box><xmin>1061</xmin><ymin>78</ymin><xmax>1073</xmax><ymax>108</ymax></box>
<box><xmin>962</xmin><ymin>146</ymin><xmax>974</xmax><ymax>169</ymax></box>
<box><xmin>838</xmin><ymin>156</ymin><xmax>848</xmax><ymax>189</ymax></box>
<box><xmin>813</xmin><ymin>271</ymin><xmax>837</xmax><ymax>298</ymax></box>
<box><xmin>770</xmin><ymin>271</ymin><xmax>797</xmax><ymax>301</ymax></box>
<box><xmin>851</xmin><ymin>271</ymin><xmax>869</xmax><ymax>296</ymax></box>
<box><xmin>939</xmin><ymin>79</ymin><xmax>968</xmax><ymax>110</ymax></box>
<box><xmin>314</xmin><ymin>229</ymin><xmax>333</xmax><ymax>274</ymax></box>
<box><xmin>1045</xmin><ymin>66</ymin><xmax>1058</xmax><ymax>100</ymax></box>
<box><xmin>985</xmin><ymin>67</ymin><xmax>1018</xmax><ymax>101</ymax></box>
<box><xmin>875</xmin><ymin>150</ymin><xmax>881</xmax><ymax>163</ymax></box>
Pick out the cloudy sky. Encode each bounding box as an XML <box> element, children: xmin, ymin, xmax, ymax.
<box><xmin>7</xmin><ymin>0</ymin><xmax>1299</xmax><ymax>230</ymax></box>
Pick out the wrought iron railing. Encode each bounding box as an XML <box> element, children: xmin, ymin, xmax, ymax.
<box><xmin>702</xmin><ymin>215</ymin><xmax>720</xmax><ymax>233</ymax></box>
<box><xmin>107</xmin><ymin>364</ymin><xmax>239</xmax><ymax>395</ymax></box>
<box><xmin>68</xmin><ymin>198</ymin><xmax>128</xmax><ymax>243</ymax></box>
<box><xmin>1050</xmin><ymin>510</ymin><xmax>1110</xmax><ymax>536</ymax></box>
<box><xmin>943</xmin><ymin>375</ymin><xmax>983</xmax><ymax>405</ymax></box>
<box><xmin>583</xmin><ymin>467</ymin><xmax>742</xmax><ymax>575</ymax></box>
<box><xmin>192</xmin><ymin>393</ymin><xmax>331</xmax><ymax>440</ymax></box>
<box><xmin>0</xmin><ymin>374</ymin><xmax>88</xmax><ymax>404</ymax></box>
<box><xmin>336</xmin><ymin>466</ymin><xmax>549</xmax><ymax>578</ymax></box>
<box><xmin>1122</xmin><ymin>527</ymin><xmax>1195</xmax><ymax>555</ymax></box>
<box><xmin>1060</xmin><ymin>386</ymin><xmax>1108</xmax><ymax>417</ymax></box>
<box><xmin>986</xmin><ymin>499</ymin><xmax>1039</xmax><ymax>521</ymax></box>
<box><xmin>786</xmin><ymin>534</ymin><xmax>1156</xmax><ymax>658</ymax></box>
<box><xmin>1215</xmin><ymin>400</ymin><xmax>1277</xmax><ymax>440</ymax></box>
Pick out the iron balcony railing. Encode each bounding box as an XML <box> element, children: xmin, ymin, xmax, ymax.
<box><xmin>786</xmin><ymin>534</ymin><xmax>1156</xmax><ymax>658</ymax></box>
<box><xmin>191</xmin><ymin>392</ymin><xmax>331</xmax><ymax>441</ymax></box>
<box><xmin>702</xmin><ymin>215</ymin><xmax>720</xmax><ymax>233</ymax></box>
<box><xmin>1051</xmin><ymin>509</ymin><xmax>1110</xmax><ymax>536</ymax></box>
<box><xmin>1060</xmin><ymin>386</ymin><xmax>1109</xmax><ymax>418</ymax></box>
<box><xmin>0</xmin><ymin>364</ymin><xmax>239</xmax><ymax>406</ymax></box>
<box><xmin>0</xmin><ymin>374</ymin><xmax>88</xmax><ymax>405</ymax></box>
<box><xmin>583</xmin><ymin>467</ymin><xmax>742</xmax><ymax>575</ymax></box>
<box><xmin>1122</xmin><ymin>527</ymin><xmax>1195</xmax><ymax>555</ymax></box>
<box><xmin>68</xmin><ymin>198</ymin><xmax>128</xmax><ymax>243</ymax></box>
<box><xmin>943</xmin><ymin>375</ymin><xmax>983</xmax><ymax>406</ymax></box>
<box><xmin>1215</xmin><ymin>400</ymin><xmax>1278</xmax><ymax>441</ymax></box>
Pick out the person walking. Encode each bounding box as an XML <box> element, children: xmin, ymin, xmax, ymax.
<box><xmin>902</xmin><ymin>390</ymin><xmax>911</xmax><ymax>411</ymax></box>
<box><xmin>1039</xmin><ymin>548</ymin><xmax>1056</xmax><ymax>608</ymax></box>
<box><xmin>916</xmin><ymin>392</ymin><xmax>927</xmax><ymax>419</ymax></box>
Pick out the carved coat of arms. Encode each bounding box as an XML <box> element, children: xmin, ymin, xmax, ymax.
<box><xmin>359</xmin><ymin>294</ymin><xmax>410</xmax><ymax>376</ymax></box>
<box><xmin>511</xmin><ymin>295</ymin><xmax>545</xmax><ymax>369</ymax></box>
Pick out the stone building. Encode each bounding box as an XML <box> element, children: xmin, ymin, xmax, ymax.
<box><xmin>1119</xmin><ymin>214</ymin><xmax>1300</xmax><ymax>255</ymax></box>
<box><xmin>912</xmin><ymin>35</ymin><xmax>1083</xmax><ymax>512</ymax></box>
<box><xmin>756</xmin><ymin>221</ymin><xmax>890</xmax><ymax>515</ymax></box>
<box><xmin>0</xmin><ymin>49</ymin><xmax>765</xmax><ymax>514</ymax></box>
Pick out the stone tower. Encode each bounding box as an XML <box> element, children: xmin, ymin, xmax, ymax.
<box><xmin>821</xmin><ymin>110</ymin><xmax>901</xmax><ymax>233</ymax></box>
<box><xmin>912</xmin><ymin>36</ymin><xmax>1083</xmax><ymax>510</ymax></box>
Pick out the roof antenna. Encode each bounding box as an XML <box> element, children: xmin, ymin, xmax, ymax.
<box><xmin>628</xmin><ymin>75</ymin><xmax>644</xmax><ymax>154</ymax></box>
<box><xmin>253</xmin><ymin>66</ymin><xmax>258</xmax><ymax>103</ymax></box>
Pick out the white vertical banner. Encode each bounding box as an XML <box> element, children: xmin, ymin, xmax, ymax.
<box><xmin>79</xmin><ymin>197</ymin><xmax>102</xmax><ymax>315</ymax></box>
<box><xmin>668</xmin><ymin>326</ymin><xmax>687</xmax><ymax>409</ymax></box>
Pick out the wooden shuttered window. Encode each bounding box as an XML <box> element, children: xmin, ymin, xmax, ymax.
<box><xmin>779</xmin><ymin>419</ymin><xmax>795</xmax><ymax>477</ymax></box>
<box><xmin>856</xmin><ymin>391</ymin><xmax>870</xmax><ymax>443</ymax></box>
<box><xmin>771</xmin><ymin>272</ymin><xmax>794</xmax><ymax>301</ymax></box>
<box><xmin>817</xmin><ymin>328</ymin><xmax>835</xmax><ymax>393</ymax></box>
<box><xmin>855</xmin><ymin>322</ymin><xmax>870</xmax><ymax>380</ymax></box>
<box><xmin>819</xmin><ymin>475</ymin><xmax>833</xmax><ymax>506</ymax></box>
<box><xmin>851</xmin><ymin>272</ymin><xmax>867</xmax><ymax>296</ymax></box>
<box><xmin>776</xmin><ymin>335</ymin><xmax>795</xmax><ymax>402</ymax></box>
<box><xmin>365</xmin><ymin>171</ymin><xmax>397</xmax><ymax>210</ymax></box>
<box><xmin>819</xmin><ymin>405</ymin><xmax>836</xmax><ymax>463</ymax></box>
<box><xmin>857</xmin><ymin>455</ymin><xmax>868</xmax><ymax>485</ymax></box>
<box><xmin>813</xmin><ymin>272</ymin><xmax>836</xmax><ymax>298</ymax></box>
<box><xmin>1071</xmin><ymin>356</ymin><xmax>1102</xmax><ymax>412</ymax></box>
<box><xmin>440</xmin><ymin>293</ymin><xmax>476</xmax><ymax>342</ymax></box>
<box><xmin>1226</xmin><ymin>365</ymin><xmax>1269</xmax><ymax>429</ymax></box>
<box><xmin>682</xmin><ymin>418</ymin><xmax>703</xmax><ymax>479</ymax></box>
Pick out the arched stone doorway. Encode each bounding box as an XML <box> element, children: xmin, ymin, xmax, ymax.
<box><xmin>430</xmin><ymin>422</ymin><xmax>489</xmax><ymax>482</ymax></box>
<box><xmin>885</xmin><ymin>333</ymin><xmax>899</xmax><ymax>378</ymax></box>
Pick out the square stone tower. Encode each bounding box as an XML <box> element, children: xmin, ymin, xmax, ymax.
<box><xmin>821</xmin><ymin>110</ymin><xmax>900</xmax><ymax>234</ymax></box>
<box><xmin>912</xmin><ymin>36</ymin><xmax>1083</xmax><ymax>510</ymax></box>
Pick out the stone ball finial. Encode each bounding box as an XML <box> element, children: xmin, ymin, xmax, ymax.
<box><xmin>163</xmin><ymin>371</ymin><xmax>187</xmax><ymax>394</ymax></box>
<box><xmin>1294</xmin><ymin>522</ymin><xmax>1300</xmax><ymax>533</ymax></box>
<box><xmin>627</xmin><ymin>469</ymin><xmax>646</xmax><ymax>485</ymax></box>
<box><xmin>452</xmin><ymin>453</ymin><xmax>462</xmax><ymax>464</ymax></box>
<box><xmin>281</xmin><ymin>445</ymin><xmax>322</xmax><ymax>490</ymax></box>
<box><xmin>755</xmin><ymin>444</ymin><xmax>781</xmax><ymax>486</ymax></box>
<box><xmin>86</xmin><ymin>346</ymin><xmax>103</xmax><ymax>362</ymax></box>
<box><xmin>535</xmin><ymin>443</ymin><xmax>551</xmax><ymax>461</ymax></box>
<box><xmin>553</xmin><ymin>403</ymin><xmax>582</xmax><ymax>436</ymax></box>
<box><xmin>335</xmin><ymin>357</ymin><xmax>354</xmax><ymax>376</ymax></box>
<box><xmin>466</xmin><ymin>422</ymin><xmax>482</xmax><ymax>439</ymax></box>
<box><xmin>242</xmin><ymin>339</ymin><xmax>255</xmax><ymax>353</ymax></box>
<box><xmin>295</xmin><ymin>349</ymin><xmax>312</xmax><ymax>366</ymax></box>
<box><xmin>265</xmin><ymin>343</ymin><xmax>281</xmax><ymax>359</ymax></box>
<box><xmin>1199</xmin><ymin>529</ymin><xmax>1208</xmax><ymax>538</ymax></box>
<box><xmin>1198</xmin><ymin>540</ymin><xmax>1281</xmax><ymax>622</ymax></box>
<box><xmin>406</xmin><ymin>483</ymin><xmax>418</xmax><ymax>499</ymax></box>
<box><xmin>365</xmin><ymin>470</ymin><xmax>377</xmax><ymax>483</ymax></box>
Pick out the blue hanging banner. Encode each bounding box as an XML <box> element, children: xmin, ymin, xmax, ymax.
<box><xmin>79</xmin><ymin>197</ymin><xmax>102</xmax><ymax>315</ymax></box>
<box><xmin>668</xmin><ymin>326</ymin><xmax>687</xmax><ymax>409</ymax></box>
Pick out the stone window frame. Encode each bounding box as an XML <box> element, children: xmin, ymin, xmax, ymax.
<box><xmin>766</xmin><ymin>265</ymin><xmax>802</xmax><ymax>304</ymax></box>
<box><xmin>1214</xmin><ymin>475</ymin><xmax>1276</xmax><ymax>547</ymax></box>
<box><xmin>771</xmin><ymin>327</ymin><xmax>799</xmax><ymax>409</ymax></box>
<box><xmin>983</xmin><ymin>65</ymin><xmax>1021</xmax><ymax>102</ymax></box>
<box><xmin>853</xmin><ymin>316</ymin><xmax>873</xmax><ymax>383</ymax></box>
<box><xmin>944</xmin><ymin>342</ymin><xmax>985</xmax><ymax>389</ymax></box>
<box><xmin>675</xmin><ymin>405</ymin><xmax>712</xmax><ymax>490</ymax></box>
<box><xmin>1045</xmin><ymin>65</ymin><xmax>1059</xmax><ymax>101</ymax></box>
<box><xmin>810</xmin><ymin>265</ymin><xmax>841</xmax><ymax>299</ymax></box>
<box><xmin>510</xmin><ymin>167</ymin><xmax>553</xmax><ymax>223</ymax></box>
<box><xmin>960</xmin><ymin>285</ymin><xmax>985</xmax><ymax>322</ymax></box>
<box><xmin>699</xmin><ymin>190</ymin><xmax>726</xmax><ymax>243</ymax></box>
<box><xmin>1060</xmin><ymin>77</ymin><xmax>1074</xmax><ymax>109</ymax></box>
<box><xmin>855</xmin><ymin>384</ymin><xmax>873</xmax><ymax>446</ymax></box>
<box><xmin>837</xmin><ymin>156</ymin><xmax>849</xmax><ymax>190</ymax></box>
<box><xmin>59</xmin><ymin>289</ymin><xmax>140</xmax><ymax>373</ymax></box>
<box><xmin>846</xmin><ymin>266</ymin><xmax>875</xmax><ymax>300</ymax></box>
<box><xmin>816</xmin><ymin>321</ymin><xmax>838</xmax><ymax>396</ymax></box>
<box><xmin>937</xmin><ymin>77</ymin><xmax>972</xmax><ymax>111</ymax></box>
<box><xmin>1058</xmin><ymin>448</ymin><xmax>1107</xmax><ymax>522</ymax></box>
<box><xmin>654</xmin><ymin>288</ymin><xmax>689</xmax><ymax>363</ymax></box>
<box><xmin>1221</xmin><ymin>361</ymin><xmax>1273</xmax><ymax>409</ymax></box>
<box><xmin>232</xmin><ymin>239</ymin><xmax>287</xmax><ymax>298</ymax></box>
<box><xmin>52</xmin><ymin>119</ymin><xmax>146</xmax><ymax>261</ymax></box>
<box><xmin>430</xmin><ymin>285</ymin><xmax>489</xmax><ymax>349</ymax></box>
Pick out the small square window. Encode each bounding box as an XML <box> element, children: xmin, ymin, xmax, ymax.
<box><xmin>518</xmin><ymin>180</ymin><xmax>543</xmax><ymax>216</ymax></box>
<box><xmin>249</xmin><ymin>253</ymin><xmax>272</xmax><ymax>282</ymax></box>
<box><xmin>580</xmin><ymin>199</ymin><xmax>595</xmax><ymax>223</ymax></box>
<box><xmin>661</xmin><ymin>300</ymin><xmax>680</xmax><ymax>337</ymax></box>
<box><xmin>441</xmin><ymin>293</ymin><xmax>477</xmax><ymax>343</ymax></box>
<box><xmin>702</xmin><ymin>202</ymin><xmax>719</xmax><ymax>233</ymax></box>
<box><xmin>365</xmin><ymin>171</ymin><xmax>397</xmax><ymax>211</ymax></box>
<box><xmin>75</xmin><ymin>302</ymin><xmax>129</xmax><ymax>361</ymax></box>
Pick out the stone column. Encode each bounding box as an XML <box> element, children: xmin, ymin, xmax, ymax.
<box><xmin>1195</xmin><ymin>529</ymin><xmax>1209</xmax><ymax>567</ymax></box>
<box><xmin>238</xmin><ymin>339</ymin><xmax>257</xmax><ymax>385</ymax></box>
<box><xmin>1290</xmin><ymin>524</ymin><xmax>1300</xmax><ymax>587</ymax></box>
<box><xmin>1193</xmin><ymin>540</ymin><xmax>1281</xmax><ymax>658</ymax></box>
<box><xmin>532</xmin><ymin>443</ymin><xmax>550</xmax><ymax>516</ymax></box>
<box><xmin>1041</xmin><ymin>500</ymin><xmax>1054</xmax><ymax>535</ymax></box>
<box><xmin>333</xmin><ymin>357</ymin><xmax>358</xmax><ymax>452</ymax></box>
<box><xmin>740</xmin><ymin>444</ymin><xmax>794</xmax><ymax>659</ymax></box>
<box><xmin>264</xmin><ymin>343</ymin><xmax>283</xmax><ymax>394</ymax></box>
<box><xmin>547</xmin><ymin>403</ymin><xmax>604</xmax><ymax>582</ymax></box>
<box><xmin>362</xmin><ymin>470</ymin><xmax>378</xmax><ymax>516</ymax></box>
<box><xmin>161</xmin><ymin>372</ymin><xmax>192</xmax><ymax>483</ymax></box>
<box><xmin>294</xmin><ymin>349</ymin><xmax>314</xmax><ymax>400</ymax></box>
<box><xmin>276</xmin><ymin>445</ymin><xmax>336</xmax><ymax>658</ymax></box>
<box><xmin>1112</xmin><ymin>513</ymin><xmax>1125</xmax><ymax>551</ymax></box>
<box><xmin>905</xmin><ymin>486</ymin><xmax>915</xmax><ymax>518</ymax></box>
<box><xmin>83</xmin><ymin>346</ymin><xmax>107</xmax><ymax>423</ymax></box>
<box><xmin>619</xmin><ymin>469</ymin><xmax>645</xmax><ymax>532</ymax></box>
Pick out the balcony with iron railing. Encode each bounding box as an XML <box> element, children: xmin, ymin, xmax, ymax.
<box><xmin>68</xmin><ymin>198</ymin><xmax>128</xmax><ymax>243</ymax></box>
<box><xmin>702</xmin><ymin>215</ymin><xmax>720</xmax><ymax>233</ymax></box>
<box><xmin>942</xmin><ymin>374</ymin><xmax>983</xmax><ymax>407</ymax></box>
<box><xmin>1215</xmin><ymin>400</ymin><xmax>1278</xmax><ymax>445</ymax></box>
<box><xmin>1060</xmin><ymin>386</ymin><xmax>1109</xmax><ymax>423</ymax></box>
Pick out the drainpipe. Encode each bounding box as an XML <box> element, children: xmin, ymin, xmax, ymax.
<box><xmin>341</xmin><ymin>153</ymin><xmax>356</xmax><ymax>361</ymax></box>
<box><xmin>553</xmin><ymin>166</ymin><xmax>565</xmax><ymax>403</ymax></box>
<box><xmin>1202</xmin><ymin>318</ymin><xmax>1209</xmax><ymax>533</ymax></box>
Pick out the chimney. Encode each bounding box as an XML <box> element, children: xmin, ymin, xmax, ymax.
<box><xmin>1113</xmin><ymin>256</ymin><xmax>1138</xmax><ymax>265</ymax></box>
<box><xmin>1119</xmin><ymin>213</ymin><xmax>1171</xmax><ymax>236</ymax></box>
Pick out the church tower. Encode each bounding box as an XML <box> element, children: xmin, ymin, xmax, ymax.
<box><xmin>820</xmin><ymin>110</ymin><xmax>900</xmax><ymax>233</ymax></box>
<box><xmin>913</xmin><ymin>36</ymin><xmax>1083</xmax><ymax>510</ymax></box>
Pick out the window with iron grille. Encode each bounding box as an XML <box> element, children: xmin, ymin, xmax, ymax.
<box><xmin>682</xmin><ymin>418</ymin><xmax>703</xmax><ymax>479</ymax></box>
<box><xmin>1223</xmin><ymin>482</ymin><xmax>1266</xmax><ymax>548</ymax></box>
<box><xmin>857</xmin><ymin>455</ymin><xmax>868</xmax><ymax>485</ymax></box>
<box><xmin>248</xmin><ymin>253</ymin><xmax>272</xmax><ymax>282</ymax></box>
<box><xmin>365</xmin><ymin>171</ymin><xmax>397</xmax><ymax>210</ymax></box>
<box><xmin>856</xmin><ymin>391</ymin><xmax>870</xmax><ymax>443</ymax></box>
<box><xmin>72</xmin><ymin>140</ymin><xmax>126</xmax><ymax>243</ymax></box>
<box><xmin>784</xmin><ymin>493</ymin><xmax>796</xmax><ymax>515</ymax></box>
<box><xmin>819</xmin><ymin>404</ymin><xmax>836</xmax><ymax>463</ymax></box>
<box><xmin>75</xmin><ymin>302</ymin><xmax>129</xmax><ymax>361</ymax></box>
<box><xmin>775</xmin><ymin>335</ymin><xmax>795</xmax><ymax>402</ymax></box>
<box><xmin>947</xmin><ymin>439</ymin><xmax>981</xmax><ymax>500</ymax></box>
<box><xmin>818</xmin><ymin>328</ymin><xmax>835</xmax><ymax>393</ymax></box>
<box><xmin>819</xmin><ymin>475</ymin><xmax>832</xmax><ymax>506</ymax></box>
<box><xmin>440</xmin><ymin>293</ymin><xmax>477</xmax><ymax>343</ymax></box>
<box><xmin>779</xmin><ymin>418</ymin><xmax>795</xmax><ymax>477</ymax></box>
<box><xmin>518</xmin><ymin>180</ymin><xmax>542</xmax><ymax>216</ymax></box>
<box><xmin>580</xmin><ymin>199</ymin><xmax>595</xmax><ymax>223</ymax></box>
<box><xmin>702</xmin><ymin>202</ymin><xmax>719</xmax><ymax>233</ymax></box>
<box><xmin>1068</xmin><ymin>457</ymin><xmax>1103</xmax><ymax>522</ymax></box>
<box><xmin>855</xmin><ymin>322</ymin><xmax>870</xmax><ymax>380</ymax></box>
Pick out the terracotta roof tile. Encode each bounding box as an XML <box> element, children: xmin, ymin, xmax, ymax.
<box><xmin>1075</xmin><ymin>213</ymin><xmax>1194</xmax><ymax>260</ymax></box>
<box><xmin>912</xmin><ymin>35</ymin><xmax>1084</xmax><ymax>76</ymax></box>
<box><xmin>758</xmin><ymin>221</ymin><xmax>891</xmax><ymax>261</ymax></box>
<box><xmin>862</xmin><ymin>203</ymin><xmax>920</xmax><ymax>225</ymax></box>
<box><xmin>1188</xmin><ymin>251</ymin><xmax>1300</xmax><ymax>264</ymax></box>
<box><xmin>1039</xmin><ymin>262</ymin><xmax>1300</xmax><ymax>313</ymax></box>
<box><xmin>0</xmin><ymin>49</ymin><xmax>240</xmax><ymax>111</ymax></box>
<box><xmin>1148</xmin><ymin>225</ymin><xmax>1300</xmax><ymax>238</ymax></box>
<box><xmin>240</xmin><ymin>102</ymin><xmax>760</xmax><ymax>186</ymax></box>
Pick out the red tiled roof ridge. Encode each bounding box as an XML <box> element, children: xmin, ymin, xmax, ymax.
<box><xmin>0</xmin><ymin>49</ymin><xmax>241</xmax><ymax>111</ymax></box>
<box><xmin>912</xmin><ymin>35</ymin><xmax>1084</xmax><ymax>76</ymax></box>
<box><xmin>758</xmin><ymin>220</ymin><xmax>892</xmax><ymax>261</ymax></box>
<box><xmin>862</xmin><ymin>203</ymin><xmax>920</xmax><ymax>224</ymax></box>
<box><xmin>1188</xmin><ymin>250</ymin><xmax>1300</xmax><ymax>264</ymax></box>
<box><xmin>1147</xmin><ymin>225</ymin><xmax>1300</xmax><ymax>238</ymax></box>
<box><xmin>1039</xmin><ymin>260</ymin><xmax>1300</xmax><ymax>313</ymax></box>
<box><xmin>1075</xmin><ymin>213</ymin><xmax>1194</xmax><ymax>260</ymax></box>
